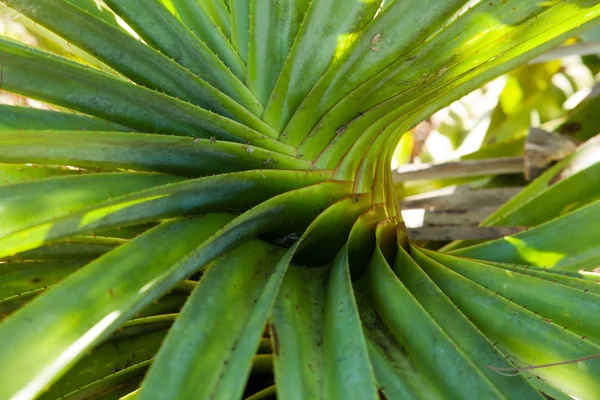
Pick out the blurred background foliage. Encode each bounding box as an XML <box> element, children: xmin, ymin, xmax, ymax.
<box><xmin>401</xmin><ymin>33</ymin><xmax>600</xmax><ymax>167</ymax></box>
<box><xmin>391</xmin><ymin>23</ymin><xmax>600</xmax><ymax>198</ymax></box>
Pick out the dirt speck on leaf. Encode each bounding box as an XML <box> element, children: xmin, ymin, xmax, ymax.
<box><xmin>270</xmin><ymin>324</ymin><xmax>280</xmax><ymax>357</ymax></box>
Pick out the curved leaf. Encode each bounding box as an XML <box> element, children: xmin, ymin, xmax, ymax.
<box><xmin>322</xmin><ymin>245</ymin><xmax>378</xmax><ymax>400</ymax></box>
<box><xmin>0</xmin><ymin>164</ymin><xmax>81</xmax><ymax>187</ymax></box>
<box><xmin>422</xmin><ymin>248</ymin><xmax>600</xmax><ymax>346</ymax></box>
<box><xmin>198</xmin><ymin>0</ymin><xmax>231</xmax><ymax>38</ymax></box>
<box><xmin>230</xmin><ymin>0</ymin><xmax>249</xmax><ymax>63</ymax></box>
<box><xmin>0</xmin><ymin>259</ymin><xmax>86</xmax><ymax>300</ymax></box>
<box><xmin>282</xmin><ymin>0</ymin><xmax>466</xmax><ymax>146</ymax></box>
<box><xmin>137</xmin><ymin>239</ymin><xmax>287</xmax><ymax>400</ymax></box>
<box><xmin>1</xmin><ymin>0</ymin><xmax>250</xmax><ymax>116</ymax></box>
<box><xmin>270</xmin><ymin>265</ymin><xmax>328</xmax><ymax>399</ymax></box>
<box><xmin>247</xmin><ymin>0</ymin><xmax>308</xmax><ymax>105</ymax></box>
<box><xmin>0</xmin><ymin>37</ymin><xmax>284</xmax><ymax>147</ymax></box>
<box><xmin>271</xmin><ymin>196</ymin><xmax>377</xmax><ymax>400</ymax></box>
<box><xmin>40</xmin><ymin>327</ymin><xmax>166</xmax><ymax>400</ymax></box>
<box><xmin>413</xmin><ymin>247</ymin><xmax>600</xmax><ymax>399</ymax></box>
<box><xmin>452</xmin><ymin>200</ymin><xmax>600</xmax><ymax>271</ymax></box>
<box><xmin>104</xmin><ymin>0</ymin><xmax>261</xmax><ymax>114</ymax></box>
<box><xmin>0</xmin><ymin>105</ymin><xmax>129</xmax><ymax>132</ymax></box>
<box><xmin>0</xmin><ymin>170</ymin><xmax>331</xmax><ymax>259</ymax></box>
<box><xmin>263</xmin><ymin>0</ymin><xmax>381</xmax><ymax>132</ymax></box>
<box><xmin>395</xmin><ymin>246</ymin><xmax>544</xmax><ymax>398</ymax></box>
<box><xmin>1</xmin><ymin>236</ymin><xmax>125</xmax><ymax>261</ymax></box>
<box><xmin>366</xmin><ymin>221</ymin><xmax>505</xmax><ymax>399</ymax></box>
<box><xmin>161</xmin><ymin>0</ymin><xmax>244</xmax><ymax>76</ymax></box>
<box><xmin>0</xmin><ymin>214</ymin><xmax>232</xmax><ymax>400</ymax></box>
<box><xmin>444</xmin><ymin>133</ymin><xmax>600</xmax><ymax>251</ymax></box>
<box><xmin>0</xmin><ymin>172</ymin><xmax>180</xmax><ymax>238</ymax></box>
<box><xmin>0</xmin><ymin>130</ymin><xmax>309</xmax><ymax>176</ymax></box>
<box><xmin>485</xmin><ymin>134</ymin><xmax>600</xmax><ymax>226</ymax></box>
<box><xmin>292</xmin><ymin>1</ymin><xmax>600</xmax><ymax>155</ymax></box>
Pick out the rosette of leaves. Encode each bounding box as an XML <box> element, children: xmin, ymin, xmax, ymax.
<box><xmin>0</xmin><ymin>1</ymin><xmax>600</xmax><ymax>399</ymax></box>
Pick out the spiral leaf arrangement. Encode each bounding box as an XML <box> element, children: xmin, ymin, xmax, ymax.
<box><xmin>0</xmin><ymin>1</ymin><xmax>599</xmax><ymax>399</ymax></box>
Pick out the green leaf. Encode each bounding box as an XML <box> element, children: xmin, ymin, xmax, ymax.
<box><xmin>451</xmin><ymin>200</ymin><xmax>600</xmax><ymax>271</ymax></box>
<box><xmin>63</xmin><ymin>0</ymin><xmax>123</xmax><ymax>31</ymax></box>
<box><xmin>486</xmin><ymin>134</ymin><xmax>600</xmax><ymax>226</ymax></box>
<box><xmin>292</xmin><ymin>1</ymin><xmax>600</xmax><ymax>157</ymax></box>
<box><xmin>356</xmin><ymin>283</ymin><xmax>445</xmax><ymax>400</ymax></box>
<box><xmin>366</xmin><ymin>221</ymin><xmax>505</xmax><ymax>399</ymax></box>
<box><xmin>270</xmin><ymin>265</ymin><xmax>327</xmax><ymax>399</ymax></box>
<box><xmin>40</xmin><ymin>327</ymin><xmax>167</xmax><ymax>400</ymax></box>
<box><xmin>1</xmin><ymin>236</ymin><xmax>125</xmax><ymax>261</ymax></box>
<box><xmin>1</xmin><ymin>0</ymin><xmax>251</xmax><ymax>116</ymax></box>
<box><xmin>245</xmin><ymin>385</ymin><xmax>276</xmax><ymax>400</ymax></box>
<box><xmin>247</xmin><ymin>0</ymin><xmax>309</xmax><ymax>105</ymax></box>
<box><xmin>0</xmin><ymin>214</ymin><xmax>232</xmax><ymax>400</ymax></box>
<box><xmin>480</xmin><ymin>261</ymin><xmax>600</xmax><ymax>294</ymax></box>
<box><xmin>421</xmin><ymin>248</ymin><xmax>600</xmax><ymax>346</ymax></box>
<box><xmin>198</xmin><ymin>0</ymin><xmax>231</xmax><ymax>38</ymax></box>
<box><xmin>322</xmin><ymin>245</ymin><xmax>378</xmax><ymax>400</ymax></box>
<box><xmin>271</xmin><ymin>193</ymin><xmax>378</xmax><ymax>399</ymax></box>
<box><xmin>345</xmin><ymin>206</ymin><xmax>387</xmax><ymax>274</ymax></box>
<box><xmin>0</xmin><ymin>164</ymin><xmax>81</xmax><ymax>187</ymax></box>
<box><xmin>0</xmin><ymin>130</ymin><xmax>309</xmax><ymax>176</ymax></box>
<box><xmin>230</xmin><ymin>0</ymin><xmax>249</xmax><ymax>63</ymax></box>
<box><xmin>120</xmin><ymin>389</ymin><xmax>140</xmax><ymax>400</ymax></box>
<box><xmin>0</xmin><ymin>290</ymin><xmax>39</xmax><ymax>321</ymax></box>
<box><xmin>0</xmin><ymin>172</ymin><xmax>180</xmax><ymax>238</ymax></box>
<box><xmin>294</xmin><ymin>194</ymin><xmax>372</xmax><ymax>266</ymax></box>
<box><xmin>160</xmin><ymin>0</ymin><xmax>245</xmax><ymax>76</ymax></box>
<box><xmin>0</xmin><ymin>105</ymin><xmax>129</xmax><ymax>132</ymax></box>
<box><xmin>103</xmin><ymin>0</ymin><xmax>261</xmax><ymax>115</ymax></box>
<box><xmin>2</xmin><ymin>3</ymin><xmax>124</xmax><ymax>75</ymax></box>
<box><xmin>157</xmin><ymin>180</ymin><xmax>353</xmax><ymax>279</ymax></box>
<box><xmin>117</xmin><ymin>314</ymin><xmax>179</xmax><ymax>338</ymax></box>
<box><xmin>263</xmin><ymin>0</ymin><xmax>381</xmax><ymax>132</ymax></box>
<box><xmin>443</xmin><ymin>134</ymin><xmax>600</xmax><ymax>251</ymax></box>
<box><xmin>50</xmin><ymin>362</ymin><xmax>147</xmax><ymax>400</ymax></box>
<box><xmin>3</xmin><ymin>179</ymin><xmax>351</xmax><ymax>385</ymax></box>
<box><xmin>396</xmin><ymin>246</ymin><xmax>544</xmax><ymax>398</ymax></box>
<box><xmin>200</xmin><ymin>256</ymin><xmax>288</xmax><ymax>400</ymax></box>
<box><xmin>133</xmin><ymin>293</ymin><xmax>188</xmax><ymax>320</ymax></box>
<box><xmin>412</xmin><ymin>247</ymin><xmax>600</xmax><ymax>399</ymax></box>
<box><xmin>137</xmin><ymin>239</ymin><xmax>286</xmax><ymax>400</ymax></box>
<box><xmin>363</xmin><ymin>331</ymin><xmax>439</xmax><ymax>400</ymax></box>
<box><xmin>558</xmin><ymin>90</ymin><xmax>600</xmax><ymax>141</ymax></box>
<box><xmin>0</xmin><ymin>178</ymin><xmax>348</xmax><ymax>397</ymax></box>
<box><xmin>0</xmin><ymin>170</ymin><xmax>331</xmax><ymax>258</ymax></box>
<box><xmin>282</xmin><ymin>0</ymin><xmax>466</xmax><ymax>147</ymax></box>
<box><xmin>0</xmin><ymin>259</ymin><xmax>86</xmax><ymax>300</ymax></box>
<box><xmin>0</xmin><ymin>37</ymin><xmax>283</xmax><ymax>146</ymax></box>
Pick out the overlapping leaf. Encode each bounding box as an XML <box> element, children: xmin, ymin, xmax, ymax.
<box><xmin>0</xmin><ymin>0</ymin><xmax>599</xmax><ymax>399</ymax></box>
